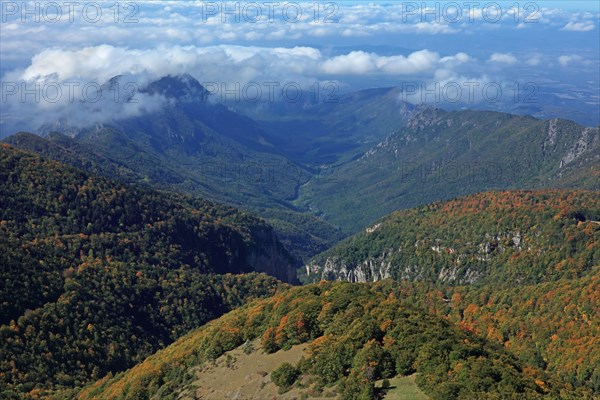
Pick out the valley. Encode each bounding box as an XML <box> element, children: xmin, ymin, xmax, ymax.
<box><xmin>1</xmin><ymin>76</ymin><xmax>598</xmax><ymax>400</ymax></box>
<box><xmin>2</xmin><ymin>2</ymin><xmax>600</xmax><ymax>398</ymax></box>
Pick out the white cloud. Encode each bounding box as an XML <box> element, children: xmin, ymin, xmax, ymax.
<box><xmin>0</xmin><ymin>72</ymin><xmax>169</xmax><ymax>136</ymax></box>
<box><xmin>1</xmin><ymin>2</ymin><xmax>597</xmax><ymax>72</ymax></box>
<box><xmin>320</xmin><ymin>51</ymin><xmax>378</xmax><ymax>75</ymax></box>
<box><xmin>526</xmin><ymin>55</ymin><xmax>542</xmax><ymax>66</ymax></box>
<box><xmin>561</xmin><ymin>21</ymin><xmax>596</xmax><ymax>31</ymax></box>
<box><xmin>318</xmin><ymin>50</ymin><xmax>473</xmax><ymax>76</ymax></box>
<box><xmin>1</xmin><ymin>1</ymin><xmax>597</xmax><ymax>133</ymax></box>
<box><xmin>12</xmin><ymin>45</ymin><xmax>475</xmax><ymax>84</ymax></box>
<box><xmin>488</xmin><ymin>53</ymin><xmax>518</xmax><ymax>64</ymax></box>
<box><xmin>1</xmin><ymin>44</ymin><xmax>492</xmax><ymax>134</ymax></box>
<box><xmin>558</xmin><ymin>54</ymin><xmax>584</xmax><ymax>66</ymax></box>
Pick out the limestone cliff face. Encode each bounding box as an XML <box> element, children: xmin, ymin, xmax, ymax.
<box><xmin>305</xmin><ymin>255</ymin><xmax>455</xmax><ymax>284</ymax></box>
<box><xmin>559</xmin><ymin>126</ymin><xmax>600</xmax><ymax>167</ymax></box>
<box><xmin>305</xmin><ymin>231</ymin><xmax>527</xmax><ymax>285</ymax></box>
<box><xmin>247</xmin><ymin>227</ymin><xmax>298</xmax><ymax>284</ymax></box>
<box><xmin>306</xmin><ymin>255</ymin><xmax>393</xmax><ymax>283</ymax></box>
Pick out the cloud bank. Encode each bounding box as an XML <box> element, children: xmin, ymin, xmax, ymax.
<box><xmin>0</xmin><ymin>44</ymin><xmax>489</xmax><ymax>134</ymax></box>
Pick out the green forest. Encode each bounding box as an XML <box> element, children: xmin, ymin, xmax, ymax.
<box><xmin>0</xmin><ymin>145</ymin><xmax>292</xmax><ymax>398</ymax></box>
<box><xmin>307</xmin><ymin>190</ymin><xmax>600</xmax><ymax>285</ymax></box>
<box><xmin>1</xmin><ymin>143</ymin><xmax>598</xmax><ymax>399</ymax></box>
<box><xmin>78</xmin><ymin>281</ymin><xmax>595</xmax><ymax>400</ymax></box>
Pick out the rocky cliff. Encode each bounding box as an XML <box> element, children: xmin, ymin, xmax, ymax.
<box><xmin>304</xmin><ymin>190</ymin><xmax>600</xmax><ymax>286</ymax></box>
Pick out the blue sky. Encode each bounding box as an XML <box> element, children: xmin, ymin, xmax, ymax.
<box><xmin>1</xmin><ymin>1</ymin><xmax>598</xmax><ymax>133</ymax></box>
<box><xmin>341</xmin><ymin>1</ymin><xmax>599</xmax><ymax>11</ymax></box>
<box><xmin>538</xmin><ymin>1</ymin><xmax>599</xmax><ymax>11</ymax></box>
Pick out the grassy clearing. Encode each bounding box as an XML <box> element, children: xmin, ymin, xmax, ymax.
<box><xmin>185</xmin><ymin>339</ymin><xmax>335</xmax><ymax>399</ymax></box>
<box><xmin>377</xmin><ymin>375</ymin><xmax>429</xmax><ymax>400</ymax></box>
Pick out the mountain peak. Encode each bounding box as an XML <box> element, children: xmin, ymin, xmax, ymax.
<box><xmin>405</xmin><ymin>105</ymin><xmax>446</xmax><ymax>130</ymax></box>
<box><xmin>144</xmin><ymin>74</ymin><xmax>208</xmax><ymax>101</ymax></box>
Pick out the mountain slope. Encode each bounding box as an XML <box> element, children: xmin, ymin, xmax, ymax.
<box><xmin>73</xmin><ymin>75</ymin><xmax>304</xmax><ymax>212</ymax></box>
<box><xmin>4</xmin><ymin>130</ymin><xmax>344</xmax><ymax>265</ymax></box>
<box><xmin>0</xmin><ymin>144</ymin><xmax>294</xmax><ymax>397</ymax></box>
<box><xmin>0</xmin><ymin>144</ymin><xmax>296</xmax><ymax>287</ymax></box>
<box><xmin>78</xmin><ymin>281</ymin><xmax>589</xmax><ymax>400</ymax></box>
<box><xmin>370</xmin><ymin>275</ymin><xmax>599</xmax><ymax>393</ymax></box>
<box><xmin>299</xmin><ymin>109</ymin><xmax>600</xmax><ymax>232</ymax></box>
<box><xmin>6</xmin><ymin>83</ymin><xmax>598</xmax><ymax>261</ymax></box>
<box><xmin>4</xmin><ymin>74</ymin><xmax>346</xmax><ymax>263</ymax></box>
<box><xmin>2</xmin><ymin>131</ymin><xmax>149</xmax><ymax>185</ymax></box>
<box><xmin>302</xmin><ymin>190</ymin><xmax>600</xmax><ymax>392</ymax></box>
<box><xmin>304</xmin><ymin>190</ymin><xmax>600</xmax><ymax>285</ymax></box>
<box><xmin>445</xmin><ymin>275</ymin><xmax>600</xmax><ymax>392</ymax></box>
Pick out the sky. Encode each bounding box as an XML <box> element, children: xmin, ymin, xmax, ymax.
<box><xmin>0</xmin><ymin>0</ymin><xmax>599</xmax><ymax>134</ymax></box>
<box><xmin>537</xmin><ymin>1</ymin><xmax>599</xmax><ymax>11</ymax></box>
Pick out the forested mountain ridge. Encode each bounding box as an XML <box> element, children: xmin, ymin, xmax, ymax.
<box><xmin>2</xmin><ymin>122</ymin><xmax>598</xmax><ymax>398</ymax></box>
<box><xmin>78</xmin><ymin>281</ymin><xmax>593</xmax><ymax>400</ymax></box>
<box><xmin>71</xmin><ymin>74</ymin><xmax>345</xmax><ymax>264</ymax></box>
<box><xmin>299</xmin><ymin>108</ymin><xmax>600</xmax><ymax>232</ymax></box>
<box><xmin>6</xmin><ymin>81</ymin><xmax>599</xmax><ymax>259</ymax></box>
<box><xmin>3</xmin><ymin>75</ymin><xmax>346</xmax><ymax>265</ymax></box>
<box><xmin>3</xmin><ymin>131</ymin><xmax>344</xmax><ymax>266</ymax></box>
<box><xmin>0</xmin><ymin>144</ymin><xmax>294</xmax><ymax>397</ymax></box>
<box><xmin>440</xmin><ymin>275</ymin><xmax>599</xmax><ymax>392</ymax></box>
<box><xmin>372</xmin><ymin>275</ymin><xmax>600</xmax><ymax>393</ymax></box>
<box><xmin>300</xmin><ymin>190</ymin><xmax>600</xmax><ymax>393</ymax></box>
<box><xmin>0</xmin><ymin>144</ymin><xmax>296</xmax><ymax>287</ymax></box>
<box><xmin>304</xmin><ymin>190</ymin><xmax>600</xmax><ymax>285</ymax></box>
<box><xmin>3</xmin><ymin>131</ymin><xmax>151</xmax><ymax>187</ymax></box>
